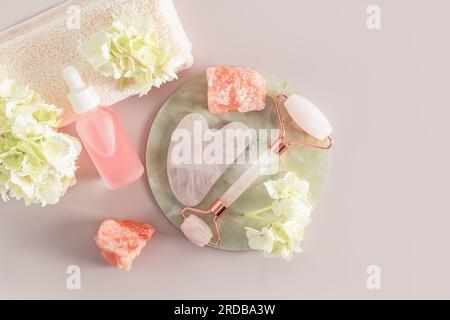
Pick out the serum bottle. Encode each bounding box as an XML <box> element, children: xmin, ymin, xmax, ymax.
<box><xmin>64</xmin><ymin>66</ymin><xmax>144</xmax><ymax>189</ymax></box>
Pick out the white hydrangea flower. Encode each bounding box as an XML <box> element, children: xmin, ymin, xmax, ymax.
<box><xmin>12</xmin><ymin>115</ymin><xmax>49</xmax><ymax>140</ymax></box>
<box><xmin>9</xmin><ymin>172</ymin><xmax>37</xmax><ymax>203</ymax></box>
<box><xmin>41</xmin><ymin>133</ymin><xmax>82</xmax><ymax>177</ymax></box>
<box><xmin>79</xmin><ymin>8</ymin><xmax>183</xmax><ymax>96</ymax></box>
<box><xmin>245</xmin><ymin>226</ymin><xmax>275</xmax><ymax>254</ymax></box>
<box><xmin>264</xmin><ymin>172</ymin><xmax>310</xmax><ymax>201</ymax></box>
<box><xmin>267</xmin><ymin>221</ymin><xmax>304</xmax><ymax>261</ymax></box>
<box><xmin>38</xmin><ymin>176</ymin><xmax>63</xmax><ymax>205</ymax></box>
<box><xmin>0</xmin><ymin>79</ymin><xmax>81</xmax><ymax>206</ymax></box>
<box><xmin>0</xmin><ymin>167</ymin><xmax>9</xmax><ymax>201</ymax></box>
<box><xmin>38</xmin><ymin>171</ymin><xmax>76</xmax><ymax>206</ymax></box>
<box><xmin>246</xmin><ymin>172</ymin><xmax>315</xmax><ymax>261</ymax></box>
<box><xmin>272</xmin><ymin>199</ymin><xmax>312</xmax><ymax>228</ymax></box>
<box><xmin>246</xmin><ymin>221</ymin><xmax>305</xmax><ymax>261</ymax></box>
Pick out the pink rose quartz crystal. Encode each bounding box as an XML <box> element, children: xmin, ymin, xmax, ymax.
<box><xmin>207</xmin><ymin>66</ymin><xmax>267</xmax><ymax>115</ymax></box>
<box><xmin>180</xmin><ymin>215</ymin><xmax>213</xmax><ymax>247</ymax></box>
<box><xmin>94</xmin><ymin>219</ymin><xmax>155</xmax><ymax>271</ymax></box>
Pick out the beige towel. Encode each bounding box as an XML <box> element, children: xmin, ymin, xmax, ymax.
<box><xmin>0</xmin><ymin>0</ymin><xmax>193</xmax><ymax>126</ymax></box>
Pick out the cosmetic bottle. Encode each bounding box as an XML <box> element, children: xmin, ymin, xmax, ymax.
<box><xmin>64</xmin><ymin>66</ymin><xmax>144</xmax><ymax>189</ymax></box>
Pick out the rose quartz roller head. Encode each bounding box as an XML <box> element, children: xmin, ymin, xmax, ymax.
<box><xmin>284</xmin><ymin>95</ymin><xmax>333</xmax><ymax>141</ymax></box>
<box><xmin>180</xmin><ymin>94</ymin><xmax>333</xmax><ymax>247</ymax></box>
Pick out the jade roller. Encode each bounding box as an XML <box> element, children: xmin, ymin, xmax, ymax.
<box><xmin>180</xmin><ymin>94</ymin><xmax>334</xmax><ymax>247</ymax></box>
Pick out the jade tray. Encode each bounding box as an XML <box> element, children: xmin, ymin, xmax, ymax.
<box><xmin>146</xmin><ymin>72</ymin><xmax>330</xmax><ymax>251</ymax></box>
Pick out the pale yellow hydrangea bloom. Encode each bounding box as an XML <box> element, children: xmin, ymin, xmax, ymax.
<box><xmin>0</xmin><ymin>79</ymin><xmax>81</xmax><ymax>206</ymax></box>
<box><xmin>264</xmin><ymin>172</ymin><xmax>310</xmax><ymax>201</ymax></box>
<box><xmin>246</xmin><ymin>172</ymin><xmax>314</xmax><ymax>261</ymax></box>
<box><xmin>79</xmin><ymin>9</ymin><xmax>184</xmax><ymax>96</ymax></box>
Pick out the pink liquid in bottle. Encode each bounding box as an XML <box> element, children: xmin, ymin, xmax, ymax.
<box><xmin>64</xmin><ymin>66</ymin><xmax>144</xmax><ymax>189</ymax></box>
<box><xmin>76</xmin><ymin>106</ymin><xmax>144</xmax><ymax>189</ymax></box>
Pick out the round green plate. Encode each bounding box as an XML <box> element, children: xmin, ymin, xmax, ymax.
<box><xmin>146</xmin><ymin>72</ymin><xmax>330</xmax><ymax>251</ymax></box>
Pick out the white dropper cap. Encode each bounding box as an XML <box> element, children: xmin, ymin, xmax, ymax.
<box><xmin>63</xmin><ymin>66</ymin><xmax>101</xmax><ymax>114</ymax></box>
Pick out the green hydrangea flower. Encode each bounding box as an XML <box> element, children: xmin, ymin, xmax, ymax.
<box><xmin>79</xmin><ymin>9</ymin><xmax>183</xmax><ymax>96</ymax></box>
<box><xmin>0</xmin><ymin>79</ymin><xmax>81</xmax><ymax>206</ymax></box>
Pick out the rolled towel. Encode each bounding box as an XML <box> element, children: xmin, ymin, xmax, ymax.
<box><xmin>0</xmin><ymin>0</ymin><xmax>193</xmax><ymax>127</ymax></box>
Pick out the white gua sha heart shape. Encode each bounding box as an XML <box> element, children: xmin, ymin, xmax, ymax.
<box><xmin>167</xmin><ymin>113</ymin><xmax>252</xmax><ymax>207</ymax></box>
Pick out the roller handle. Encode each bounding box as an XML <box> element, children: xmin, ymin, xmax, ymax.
<box><xmin>221</xmin><ymin>149</ymin><xmax>277</xmax><ymax>207</ymax></box>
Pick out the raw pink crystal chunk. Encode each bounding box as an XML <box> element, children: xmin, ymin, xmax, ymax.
<box><xmin>94</xmin><ymin>219</ymin><xmax>155</xmax><ymax>271</ymax></box>
<box><xmin>207</xmin><ymin>66</ymin><xmax>267</xmax><ymax>115</ymax></box>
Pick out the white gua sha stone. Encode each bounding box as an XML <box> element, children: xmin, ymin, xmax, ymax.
<box><xmin>180</xmin><ymin>94</ymin><xmax>333</xmax><ymax>247</ymax></box>
<box><xmin>167</xmin><ymin>113</ymin><xmax>252</xmax><ymax>207</ymax></box>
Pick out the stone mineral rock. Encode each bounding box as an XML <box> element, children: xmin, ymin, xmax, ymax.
<box><xmin>94</xmin><ymin>219</ymin><xmax>155</xmax><ymax>271</ymax></box>
<box><xmin>207</xmin><ymin>66</ymin><xmax>267</xmax><ymax>115</ymax></box>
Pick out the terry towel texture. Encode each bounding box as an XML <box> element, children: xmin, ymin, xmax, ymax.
<box><xmin>0</xmin><ymin>0</ymin><xmax>193</xmax><ymax>126</ymax></box>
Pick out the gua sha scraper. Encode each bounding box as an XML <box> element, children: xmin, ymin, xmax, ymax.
<box><xmin>168</xmin><ymin>113</ymin><xmax>252</xmax><ymax>207</ymax></box>
<box><xmin>180</xmin><ymin>94</ymin><xmax>334</xmax><ymax>247</ymax></box>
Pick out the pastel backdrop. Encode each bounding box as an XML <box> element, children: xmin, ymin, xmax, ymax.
<box><xmin>0</xmin><ymin>0</ymin><xmax>447</xmax><ymax>299</ymax></box>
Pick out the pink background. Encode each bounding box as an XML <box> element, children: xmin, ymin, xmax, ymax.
<box><xmin>0</xmin><ymin>0</ymin><xmax>448</xmax><ymax>299</ymax></box>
